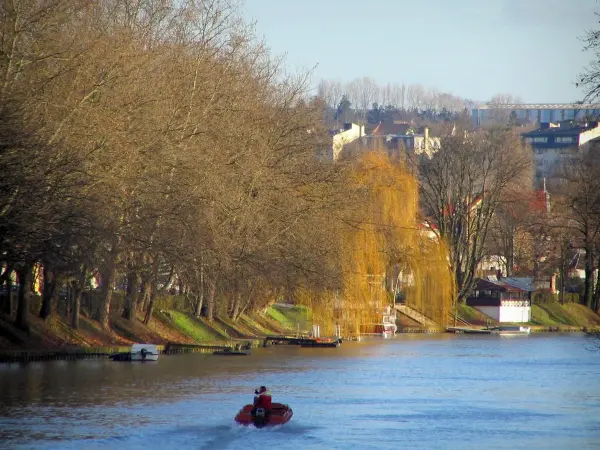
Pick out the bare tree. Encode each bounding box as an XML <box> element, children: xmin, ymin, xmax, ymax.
<box><xmin>417</xmin><ymin>127</ymin><xmax>532</xmax><ymax>307</ymax></box>
<box><xmin>317</xmin><ymin>79</ymin><xmax>343</xmax><ymax>111</ymax></box>
<box><xmin>346</xmin><ymin>76</ymin><xmax>378</xmax><ymax>124</ymax></box>
<box><xmin>486</xmin><ymin>93</ymin><xmax>524</xmax><ymax>125</ymax></box>
<box><xmin>577</xmin><ymin>16</ymin><xmax>600</xmax><ymax>105</ymax></box>
<box><xmin>554</xmin><ymin>149</ymin><xmax>600</xmax><ymax>311</ymax></box>
<box><xmin>406</xmin><ymin>83</ymin><xmax>426</xmax><ymax>111</ymax></box>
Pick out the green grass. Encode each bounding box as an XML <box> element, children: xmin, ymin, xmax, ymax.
<box><xmin>457</xmin><ymin>304</ymin><xmax>496</xmax><ymax>325</ymax></box>
<box><xmin>166</xmin><ymin>311</ymin><xmax>224</xmax><ymax>341</ymax></box>
<box><xmin>531</xmin><ymin>303</ymin><xmax>600</xmax><ymax>327</ymax></box>
<box><xmin>533</xmin><ymin>304</ymin><xmax>579</xmax><ymax>326</ymax></box>
<box><xmin>241</xmin><ymin>314</ymin><xmax>275</xmax><ymax>335</ymax></box>
<box><xmin>266</xmin><ymin>304</ymin><xmax>311</xmax><ymax>332</ymax></box>
<box><xmin>457</xmin><ymin>302</ymin><xmax>600</xmax><ymax>328</ymax></box>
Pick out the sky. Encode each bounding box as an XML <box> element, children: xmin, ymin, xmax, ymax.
<box><xmin>243</xmin><ymin>0</ymin><xmax>599</xmax><ymax>104</ymax></box>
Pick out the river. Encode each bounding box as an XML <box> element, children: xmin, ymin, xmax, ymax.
<box><xmin>1</xmin><ymin>333</ymin><xmax>599</xmax><ymax>450</ymax></box>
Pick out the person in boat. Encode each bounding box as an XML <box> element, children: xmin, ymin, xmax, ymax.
<box><xmin>251</xmin><ymin>386</ymin><xmax>272</xmax><ymax>420</ymax></box>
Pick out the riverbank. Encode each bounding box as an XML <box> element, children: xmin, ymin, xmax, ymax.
<box><xmin>456</xmin><ymin>302</ymin><xmax>600</xmax><ymax>329</ymax></box>
<box><xmin>1</xmin><ymin>301</ymin><xmax>599</xmax><ymax>358</ymax></box>
<box><xmin>0</xmin><ymin>304</ymin><xmax>309</xmax><ymax>353</ymax></box>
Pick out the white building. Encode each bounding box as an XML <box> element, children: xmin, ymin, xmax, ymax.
<box><xmin>466</xmin><ymin>278</ymin><xmax>532</xmax><ymax>323</ymax></box>
<box><xmin>331</xmin><ymin>123</ymin><xmax>365</xmax><ymax>160</ymax></box>
<box><xmin>521</xmin><ymin>121</ymin><xmax>600</xmax><ymax>188</ymax></box>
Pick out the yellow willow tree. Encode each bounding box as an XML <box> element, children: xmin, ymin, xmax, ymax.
<box><xmin>297</xmin><ymin>151</ymin><xmax>453</xmax><ymax>336</ymax></box>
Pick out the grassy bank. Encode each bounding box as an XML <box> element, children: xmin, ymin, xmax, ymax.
<box><xmin>3</xmin><ymin>300</ymin><xmax>599</xmax><ymax>352</ymax></box>
<box><xmin>456</xmin><ymin>302</ymin><xmax>600</xmax><ymax>331</ymax></box>
<box><xmin>0</xmin><ymin>303</ymin><xmax>306</xmax><ymax>351</ymax></box>
<box><xmin>531</xmin><ymin>303</ymin><xmax>600</xmax><ymax>329</ymax></box>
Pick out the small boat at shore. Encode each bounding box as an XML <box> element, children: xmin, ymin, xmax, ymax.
<box><xmin>487</xmin><ymin>326</ymin><xmax>531</xmax><ymax>336</ymax></box>
<box><xmin>234</xmin><ymin>403</ymin><xmax>293</xmax><ymax>428</ymax></box>
<box><xmin>110</xmin><ymin>344</ymin><xmax>159</xmax><ymax>362</ymax></box>
<box><xmin>359</xmin><ymin>306</ymin><xmax>398</xmax><ymax>337</ymax></box>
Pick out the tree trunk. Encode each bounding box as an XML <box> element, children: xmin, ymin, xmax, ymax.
<box><xmin>122</xmin><ymin>269</ymin><xmax>139</xmax><ymax>320</ymax></box>
<box><xmin>143</xmin><ymin>257</ymin><xmax>159</xmax><ymax>325</ymax></box>
<box><xmin>178</xmin><ymin>276</ymin><xmax>184</xmax><ymax>295</ymax></box>
<box><xmin>72</xmin><ymin>285</ymin><xmax>81</xmax><ymax>329</ymax></box>
<box><xmin>506</xmin><ymin>231</ymin><xmax>515</xmax><ymax>277</ymax></box>
<box><xmin>143</xmin><ymin>282</ymin><xmax>155</xmax><ymax>325</ymax></box>
<box><xmin>194</xmin><ymin>292</ymin><xmax>204</xmax><ymax>318</ymax></box>
<box><xmin>96</xmin><ymin>266</ymin><xmax>114</xmax><ymax>329</ymax></box>
<box><xmin>138</xmin><ymin>271</ymin><xmax>151</xmax><ymax>312</ymax></box>
<box><xmin>39</xmin><ymin>265</ymin><xmax>56</xmax><ymax>319</ymax></box>
<box><xmin>194</xmin><ymin>261</ymin><xmax>205</xmax><ymax>317</ymax></box>
<box><xmin>57</xmin><ymin>281</ymin><xmax>66</xmax><ymax>317</ymax></box>
<box><xmin>207</xmin><ymin>278</ymin><xmax>218</xmax><ymax>322</ymax></box>
<box><xmin>232</xmin><ymin>296</ymin><xmax>250</xmax><ymax>322</ymax></box>
<box><xmin>71</xmin><ymin>266</ymin><xmax>86</xmax><ymax>329</ymax></box>
<box><xmin>0</xmin><ymin>266</ymin><xmax>13</xmax><ymax>315</ymax></box>
<box><xmin>593</xmin><ymin>255</ymin><xmax>600</xmax><ymax>312</ymax></box>
<box><xmin>5</xmin><ymin>276</ymin><xmax>14</xmax><ymax>317</ymax></box>
<box><xmin>15</xmin><ymin>264</ymin><xmax>32</xmax><ymax>332</ymax></box>
<box><xmin>584</xmin><ymin>249</ymin><xmax>594</xmax><ymax>308</ymax></box>
<box><xmin>230</xmin><ymin>293</ymin><xmax>241</xmax><ymax>321</ymax></box>
<box><xmin>65</xmin><ymin>283</ymin><xmax>73</xmax><ymax>317</ymax></box>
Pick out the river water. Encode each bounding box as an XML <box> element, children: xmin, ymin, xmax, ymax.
<box><xmin>1</xmin><ymin>333</ymin><xmax>599</xmax><ymax>450</ymax></box>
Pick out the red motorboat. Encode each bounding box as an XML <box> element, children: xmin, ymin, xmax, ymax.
<box><xmin>234</xmin><ymin>403</ymin><xmax>293</xmax><ymax>428</ymax></box>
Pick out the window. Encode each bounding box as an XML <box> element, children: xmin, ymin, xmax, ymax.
<box><xmin>532</xmin><ymin>137</ymin><xmax>548</xmax><ymax>143</ymax></box>
<box><xmin>555</xmin><ymin>136</ymin><xmax>575</xmax><ymax>144</ymax></box>
<box><xmin>524</xmin><ymin>137</ymin><xmax>533</xmax><ymax>144</ymax></box>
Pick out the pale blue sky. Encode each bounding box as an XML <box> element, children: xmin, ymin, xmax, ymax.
<box><xmin>243</xmin><ymin>0</ymin><xmax>598</xmax><ymax>104</ymax></box>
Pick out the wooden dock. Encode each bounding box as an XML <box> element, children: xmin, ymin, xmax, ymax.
<box><xmin>446</xmin><ymin>327</ymin><xmax>492</xmax><ymax>334</ymax></box>
<box><xmin>264</xmin><ymin>335</ymin><xmax>342</xmax><ymax>347</ymax></box>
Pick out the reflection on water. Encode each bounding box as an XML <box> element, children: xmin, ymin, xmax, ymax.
<box><xmin>1</xmin><ymin>333</ymin><xmax>600</xmax><ymax>450</ymax></box>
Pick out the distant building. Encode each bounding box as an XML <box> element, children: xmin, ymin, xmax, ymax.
<box><xmin>337</xmin><ymin>121</ymin><xmax>439</xmax><ymax>161</ymax></box>
<box><xmin>472</xmin><ymin>103</ymin><xmax>600</xmax><ymax>127</ymax></box>
<box><xmin>331</xmin><ymin>122</ymin><xmax>364</xmax><ymax>160</ymax></box>
<box><xmin>520</xmin><ymin>120</ymin><xmax>600</xmax><ymax>188</ymax></box>
<box><xmin>466</xmin><ymin>278</ymin><xmax>532</xmax><ymax>323</ymax></box>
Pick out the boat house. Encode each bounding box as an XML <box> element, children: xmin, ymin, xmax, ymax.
<box><xmin>466</xmin><ymin>278</ymin><xmax>532</xmax><ymax>323</ymax></box>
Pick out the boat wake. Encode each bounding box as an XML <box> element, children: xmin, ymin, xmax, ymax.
<box><xmin>32</xmin><ymin>421</ymin><xmax>318</xmax><ymax>450</ymax></box>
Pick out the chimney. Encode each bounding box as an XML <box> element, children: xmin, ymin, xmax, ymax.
<box><xmin>424</xmin><ymin>127</ymin><xmax>429</xmax><ymax>154</ymax></box>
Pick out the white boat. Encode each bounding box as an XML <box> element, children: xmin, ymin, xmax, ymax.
<box><xmin>359</xmin><ymin>306</ymin><xmax>398</xmax><ymax>337</ymax></box>
<box><xmin>488</xmin><ymin>326</ymin><xmax>531</xmax><ymax>336</ymax></box>
<box><xmin>130</xmin><ymin>344</ymin><xmax>159</xmax><ymax>361</ymax></box>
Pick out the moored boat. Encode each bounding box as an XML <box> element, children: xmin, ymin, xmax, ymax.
<box><xmin>110</xmin><ymin>344</ymin><xmax>159</xmax><ymax>362</ymax></box>
<box><xmin>488</xmin><ymin>326</ymin><xmax>531</xmax><ymax>335</ymax></box>
<box><xmin>234</xmin><ymin>402</ymin><xmax>293</xmax><ymax>428</ymax></box>
<box><xmin>359</xmin><ymin>306</ymin><xmax>398</xmax><ymax>337</ymax></box>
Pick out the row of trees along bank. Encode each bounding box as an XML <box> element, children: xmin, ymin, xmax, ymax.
<box><xmin>4</xmin><ymin>1</ymin><xmax>597</xmax><ymax>340</ymax></box>
<box><xmin>0</xmin><ymin>0</ymin><xmax>362</xmax><ymax>332</ymax></box>
<box><xmin>0</xmin><ymin>0</ymin><xmax>452</xmax><ymax>336</ymax></box>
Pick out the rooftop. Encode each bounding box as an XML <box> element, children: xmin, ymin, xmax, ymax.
<box><xmin>371</xmin><ymin>122</ymin><xmax>422</xmax><ymax>136</ymax></box>
<box><xmin>521</xmin><ymin>121</ymin><xmax>599</xmax><ymax>137</ymax></box>
<box><xmin>476</xmin><ymin>278</ymin><xmax>528</xmax><ymax>293</ymax></box>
